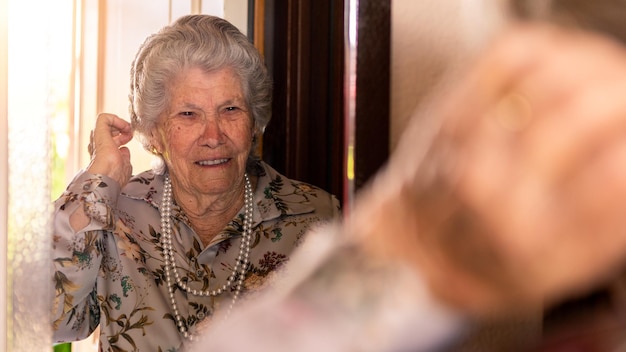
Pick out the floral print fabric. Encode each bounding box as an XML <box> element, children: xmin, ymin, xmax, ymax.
<box><xmin>52</xmin><ymin>162</ymin><xmax>340</xmax><ymax>351</ymax></box>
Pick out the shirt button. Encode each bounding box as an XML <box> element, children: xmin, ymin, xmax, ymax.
<box><xmin>197</xmin><ymin>312</ymin><xmax>205</xmax><ymax>320</ymax></box>
<box><xmin>196</xmin><ymin>269</ymin><xmax>204</xmax><ymax>277</ymax></box>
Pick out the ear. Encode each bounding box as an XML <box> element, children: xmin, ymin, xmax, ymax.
<box><xmin>252</xmin><ymin>121</ymin><xmax>260</xmax><ymax>140</ymax></box>
<box><xmin>149</xmin><ymin>128</ymin><xmax>164</xmax><ymax>155</ymax></box>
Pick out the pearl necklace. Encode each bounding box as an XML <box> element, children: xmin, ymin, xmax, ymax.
<box><xmin>160</xmin><ymin>173</ymin><xmax>253</xmax><ymax>339</ymax></box>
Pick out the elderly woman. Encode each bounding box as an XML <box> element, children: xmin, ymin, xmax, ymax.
<box><xmin>51</xmin><ymin>15</ymin><xmax>340</xmax><ymax>351</ymax></box>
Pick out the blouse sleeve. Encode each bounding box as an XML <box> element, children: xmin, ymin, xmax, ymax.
<box><xmin>51</xmin><ymin>171</ymin><xmax>121</xmax><ymax>342</ymax></box>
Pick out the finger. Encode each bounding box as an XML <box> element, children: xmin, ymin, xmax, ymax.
<box><xmin>94</xmin><ymin>113</ymin><xmax>133</xmax><ymax>147</ymax></box>
<box><xmin>118</xmin><ymin>146</ymin><xmax>131</xmax><ymax>164</ymax></box>
<box><xmin>439</xmin><ymin>23</ymin><xmax>562</xmax><ymax>138</ymax></box>
<box><xmin>97</xmin><ymin>112</ymin><xmax>132</xmax><ymax>133</ymax></box>
<box><xmin>504</xmin><ymin>28</ymin><xmax>626</xmax><ymax>186</ymax></box>
<box><xmin>456</xmin><ymin>24</ymin><xmax>626</xmax><ymax>219</ymax></box>
<box><xmin>118</xmin><ymin>146</ymin><xmax>133</xmax><ymax>180</ymax></box>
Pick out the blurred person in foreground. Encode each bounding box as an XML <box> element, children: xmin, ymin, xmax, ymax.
<box><xmin>190</xmin><ymin>8</ymin><xmax>626</xmax><ymax>352</ymax></box>
<box><xmin>51</xmin><ymin>15</ymin><xmax>340</xmax><ymax>351</ymax></box>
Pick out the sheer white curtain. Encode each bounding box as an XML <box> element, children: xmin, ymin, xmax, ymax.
<box><xmin>1</xmin><ymin>0</ymin><xmax>9</xmax><ymax>349</ymax></box>
<box><xmin>4</xmin><ymin>0</ymin><xmax>73</xmax><ymax>349</ymax></box>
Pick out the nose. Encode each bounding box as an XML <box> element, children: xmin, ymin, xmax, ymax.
<box><xmin>199</xmin><ymin>117</ymin><xmax>224</xmax><ymax>148</ymax></box>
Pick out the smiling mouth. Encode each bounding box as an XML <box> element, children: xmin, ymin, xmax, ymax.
<box><xmin>196</xmin><ymin>158</ymin><xmax>230</xmax><ymax>166</ymax></box>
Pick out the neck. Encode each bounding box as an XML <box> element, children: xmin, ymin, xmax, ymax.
<box><xmin>169</xmin><ymin>176</ymin><xmax>247</xmax><ymax>246</ymax></box>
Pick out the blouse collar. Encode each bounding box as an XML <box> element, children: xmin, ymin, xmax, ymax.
<box><xmin>120</xmin><ymin>161</ymin><xmax>316</xmax><ymax>225</ymax></box>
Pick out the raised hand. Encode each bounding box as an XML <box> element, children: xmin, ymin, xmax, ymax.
<box><xmin>430</xmin><ymin>23</ymin><xmax>626</xmax><ymax>315</ymax></box>
<box><xmin>358</xmin><ymin>22</ymin><xmax>626</xmax><ymax>318</ymax></box>
<box><xmin>87</xmin><ymin>113</ymin><xmax>134</xmax><ymax>187</ymax></box>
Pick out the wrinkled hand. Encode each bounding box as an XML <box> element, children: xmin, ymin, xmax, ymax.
<box><xmin>87</xmin><ymin>113</ymin><xmax>134</xmax><ymax>187</ymax></box>
<box><xmin>430</xmin><ymin>22</ymin><xmax>626</xmax><ymax>316</ymax></box>
<box><xmin>361</xmin><ymin>22</ymin><xmax>626</xmax><ymax>318</ymax></box>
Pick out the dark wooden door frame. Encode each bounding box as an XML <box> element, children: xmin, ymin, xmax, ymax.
<box><xmin>260</xmin><ymin>0</ymin><xmax>390</xmax><ymax>205</ymax></box>
<box><xmin>353</xmin><ymin>0</ymin><xmax>390</xmax><ymax>192</ymax></box>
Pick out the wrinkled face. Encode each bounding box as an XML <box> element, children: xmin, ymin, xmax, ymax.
<box><xmin>151</xmin><ymin>66</ymin><xmax>253</xmax><ymax>198</ymax></box>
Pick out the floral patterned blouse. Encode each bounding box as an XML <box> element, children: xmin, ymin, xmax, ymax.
<box><xmin>52</xmin><ymin>161</ymin><xmax>340</xmax><ymax>351</ymax></box>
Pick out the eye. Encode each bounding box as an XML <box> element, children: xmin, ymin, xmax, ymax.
<box><xmin>179</xmin><ymin>111</ymin><xmax>195</xmax><ymax>117</ymax></box>
<box><xmin>224</xmin><ymin>106</ymin><xmax>239</xmax><ymax>112</ymax></box>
